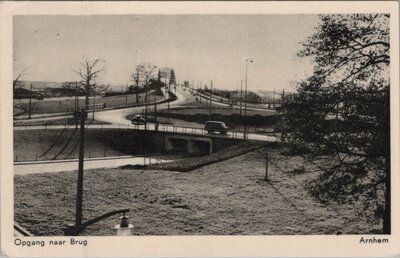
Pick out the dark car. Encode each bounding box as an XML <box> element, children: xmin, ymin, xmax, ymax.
<box><xmin>35</xmin><ymin>94</ymin><xmax>44</xmax><ymax>100</ymax></box>
<box><xmin>205</xmin><ymin>121</ymin><xmax>229</xmax><ymax>134</ymax></box>
<box><xmin>131</xmin><ymin>114</ymin><xmax>146</xmax><ymax>124</ymax></box>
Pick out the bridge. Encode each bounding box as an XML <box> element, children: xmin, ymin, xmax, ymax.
<box><xmin>14</xmin><ymin>123</ymin><xmax>278</xmax><ymax>140</ymax></box>
<box><xmin>164</xmin><ymin>134</ymin><xmax>214</xmax><ymax>155</ymax></box>
<box><xmin>14</xmin><ymin>123</ymin><xmax>278</xmax><ymax>156</ymax></box>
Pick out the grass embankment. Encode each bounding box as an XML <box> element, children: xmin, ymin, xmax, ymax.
<box><xmin>13</xmin><ymin>128</ymin><xmax>162</xmax><ymax>162</ymax></box>
<box><xmin>121</xmin><ymin>141</ymin><xmax>267</xmax><ymax>172</ymax></box>
<box><xmin>14</xmin><ymin>144</ymin><xmax>380</xmax><ymax>236</ymax></box>
<box><xmin>161</xmin><ymin>106</ymin><xmax>275</xmax><ymax>116</ymax></box>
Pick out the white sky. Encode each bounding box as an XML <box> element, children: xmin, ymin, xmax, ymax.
<box><xmin>14</xmin><ymin>15</ymin><xmax>320</xmax><ymax>92</ymax></box>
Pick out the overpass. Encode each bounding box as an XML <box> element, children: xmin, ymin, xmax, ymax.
<box><xmin>14</xmin><ymin>123</ymin><xmax>278</xmax><ymax>141</ymax></box>
<box><xmin>14</xmin><ymin>123</ymin><xmax>278</xmax><ymax>156</ymax></box>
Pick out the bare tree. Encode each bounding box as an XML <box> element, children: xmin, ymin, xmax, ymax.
<box><xmin>75</xmin><ymin>59</ymin><xmax>106</xmax><ymax>110</ymax></box>
<box><xmin>13</xmin><ymin>67</ymin><xmax>30</xmax><ymax>92</ymax></box>
<box><xmin>14</xmin><ymin>101</ymin><xmax>38</xmax><ymax>117</ymax></box>
<box><xmin>13</xmin><ymin>46</ymin><xmax>30</xmax><ymax>92</ymax></box>
<box><xmin>130</xmin><ymin>66</ymin><xmax>142</xmax><ymax>103</ymax></box>
<box><xmin>139</xmin><ymin>63</ymin><xmax>157</xmax><ymax>102</ymax></box>
<box><xmin>135</xmin><ymin>63</ymin><xmax>157</xmax><ymax>130</ymax></box>
<box><xmin>130</xmin><ymin>63</ymin><xmax>157</xmax><ymax>103</ymax></box>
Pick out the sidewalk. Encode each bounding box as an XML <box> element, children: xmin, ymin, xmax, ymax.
<box><xmin>14</xmin><ymin>155</ymin><xmax>173</xmax><ymax>175</ymax></box>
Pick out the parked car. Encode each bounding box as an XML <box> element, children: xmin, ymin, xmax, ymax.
<box><xmin>35</xmin><ymin>94</ymin><xmax>44</xmax><ymax>100</ymax></box>
<box><xmin>131</xmin><ymin>114</ymin><xmax>146</xmax><ymax>124</ymax></box>
<box><xmin>205</xmin><ymin>121</ymin><xmax>229</xmax><ymax>134</ymax></box>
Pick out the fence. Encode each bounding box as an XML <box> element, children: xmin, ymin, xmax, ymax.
<box><xmin>14</xmin><ymin>122</ymin><xmax>277</xmax><ymax>138</ymax></box>
<box><xmin>129</xmin><ymin>122</ymin><xmax>277</xmax><ymax>141</ymax></box>
<box><xmin>14</xmin><ymin>151</ymin><xmax>170</xmax><ymax>164</ymax></box>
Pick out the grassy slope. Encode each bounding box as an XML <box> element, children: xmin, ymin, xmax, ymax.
<box><xmin>14</xmin><ymin>146</ymin><xmax>379</xmax><ymax>236</ymax></box>
<box><xmin>161</xmin><ymin>106</ymin><xmax>276</xmax><ymax>116</ymax></box>
<box><xmin>14</xmin><ymin>128</ymin><xmax>127</xmax><ymax>161</ymax></box>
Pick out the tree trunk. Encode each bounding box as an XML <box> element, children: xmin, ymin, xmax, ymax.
<box><xmin>85</xmin><ymin>83</ymin><xmax>90</xmax><ymax>111</ymax></box>
<box><xmin>383</xmin><ymin>159</ymin><xmax>391</xmax><ymax>234</ymax></box>
<box><xmin>382</xmin><ymin>94</ymin><xmax>391</xmax><ymax>234</ymax></box>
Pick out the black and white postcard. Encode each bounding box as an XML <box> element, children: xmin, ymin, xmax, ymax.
<box><xmin>1</xmin><ymin>1</ymin><xmax>399</xmax><ymax>257</ymax></box>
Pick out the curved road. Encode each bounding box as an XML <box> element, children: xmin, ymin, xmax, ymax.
<box><xmin>14</xmin><ymin>86</ymin><xmax>278</xmax><ymax>175</ymax></box>
<box><xmin>94</xmin><ymin>86</ymin><xmax>190</xmax><ymax>125</ymax></box>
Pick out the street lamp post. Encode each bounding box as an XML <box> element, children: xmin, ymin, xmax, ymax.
<box><xmin>168</xmin><ymin>79</ymin><xmax>171</xmax><ymax>119</ymax></box>
<box><xmin>92</xmin><ymin>84</ymin><xmax>96</xmax><ymax>120</ymax></box>
<box><xmin>244</xmin><ymin>59</ymin><xmax>254</xmax><ymax>140</ymax></box>
<box><xmin>240</xmin><ymin>80</ymin><xmax>243</xmax><ymax>115</ymax></box>
<box><xmin>209</xmin><ymin>80</ymin><xmax>213</xmax><ymax>120</ymax></box>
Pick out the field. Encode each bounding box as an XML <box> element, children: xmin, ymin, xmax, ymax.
<box><xmin>13</xmin><ymin>91</ymin><xmax>164</xmax><ymax>116</ymax></box>
<box><xmin>14</xmin><ymin>145</ymin><xmax>380</xmax><ymax>236</ymax></box>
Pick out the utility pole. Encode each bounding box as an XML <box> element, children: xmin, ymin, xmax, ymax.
<box><xmin>92</xmin><ymin>84</ymin><xmax>96</xmax><ymax>120</ymax></box>
<box><xmin>28</xmin><ymin>83</ymin><xmax>32</xmax><ymax>119</ymax></box>
<box><xmin>244</xmin><ymin>72</ymin><xmax>248</xmax><ymax>139</ymax></box>
<box><xmin>199</xmin><ymin>80</ymin><xmax>202</xmax><ymax>104</ymax></box>
<box><xmin>76</xmin><ymin>82</ymin><xmax>81</xmax><ymax>111</ymax></box>
<box><xmin>154</xmin><ymin>96</ymin><xmax>157</xmax><ymax>123</ymax></box>
<box><xmin>265</xmin><ymin>146</ymin><xmax>269</xmax><ymax>182</ymax></box>
<box><xmin>74</xmin><ymin>82</ymin><xmax>79</xmax><ymax>128</ymax></box>
<box><xmin>75</xmin><ymin>107</ymin><xmax>86</xmax><ymax>233</ymax></box>
<box><xmin>145</xmin><ymin>85</ymin><xmax>148</xmax><ymax>130</ymax></box>
<box><xmin>273</xmin><ymin>89</ymin><xmax>276</xmax><ymax>109</ymax></box>
<box><xmin>167</xmin><ymin>80</ymin><xmax>170</xmax><ymax>119</ymax></box>
<box><xmin>244</xmin><ymin>59</ymin><xmax>253</xmax><ymax>139</ymax></box>
<box><xmin>209</xmin><ymin>80</ymin><xmax>213</xmax><ymax>120</ymax></box>
<box><xmin>240</xmin><ymin>80</ymin><xmax>243</xmax><ymax>115</ymax></box>
<box><xmin>75</xmin><ymin>82</ymin><xmax>78</xmax><ymax>111</ymax></box>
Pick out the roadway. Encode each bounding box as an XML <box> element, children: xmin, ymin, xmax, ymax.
<box><xmin>93</xmin><ymin>85</ymin><xmax>278</xmax><ymax>141</ymax></box>
<box><xmin>14</xmin><ymin>86</ymin><xmax>278</xmax><ymax>175</ymax></box>
<box><xmin>14</xmin><ymin>122</ymin><xmax>278</xmax><ymax>142</ymax></box>
<box><xmin>94</xmin><ymin>86</ymin><xmax>188</xmax><ymax>125</ymax></box>
<box><xmin>15</xmin><ymin>85</ymin><xmax>279</xmax><ymax>142</ymax></box>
